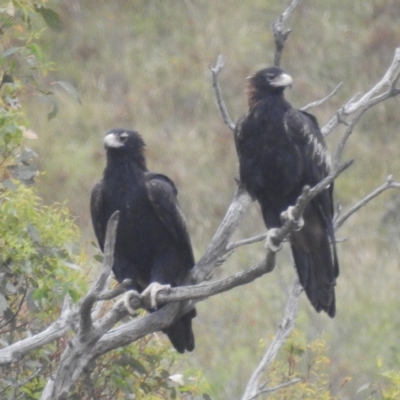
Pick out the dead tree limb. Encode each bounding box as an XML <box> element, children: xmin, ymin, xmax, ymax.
<box><xmin>334</xmin><ymin>176</ymin><xmax>400</xmax><ymax>230</ymax></box>
<box><xmin>209</xmin><ymin>54</ymin><xmax>236</xmax><ymax>132</ymax></box>
<box><xmin>241</xmin><ymin>280</ymin><xmax>303</xmax><ymax>400</ymax></box>
<box><xmin>272</xmin><ymin>0</ymin><xmax>302</xmax><ymax>66</ymax></box>
<box><xmin>40</xmin><ymin>211</ymin><xmax>120</xmax><ymax>400</ymax></box>
<box><xmin>323</xmin><ymin>47</ymin><xmax>400</xmax><ymax>138</ymax></box>
<box><xmin>301</xmin><ymin>82</ymin><xmax>343</xmax><ymax>112</ymax></box>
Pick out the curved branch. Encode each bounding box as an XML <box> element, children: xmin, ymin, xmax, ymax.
<box><xmin>334</xmin><ymin>176</ymin><xmax>400</xmax><ymax>230</ymax></box>
<box><xmin>322</xmin><ymin>47</ymin><xmax>400</xmax><ymax>137</ymax></box>
<box><xmin>226</xmin><ymin>232</ymin><xmax>268</xmax><ymax>252</ymax></box>
<box><xmin>209</xmin><ymin>55</ymin><xmax>236</xmax><ymax>132</ymax></box>
<box><xmin>0</xmin><ymin>296</ymin><xmax>75</xmax><ymax>365</ymax></box>
<box><xmin>246</xmin><ymin>378</ymin><xmax>301</xmax><ymax>400</ymax></box>
<box><xmin>301</xmin><ymin>82</ymin><xmax>343</xmax><ymax>112</ymax></box>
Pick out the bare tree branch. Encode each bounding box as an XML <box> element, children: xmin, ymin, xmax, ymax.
<box><xmin>41</xmin><ymin>212</ymin><xmax>120</xmax><ymax>400</ymax></box>
<box><xmin>227</xmin><ymin>232</ymin><xmax>269</xmax><ymax>252</ymax></box>
<box><xmin>322</xmin><ymin>47</ymin><xmax>400</xmax><ymax>138</ymax></box>
<box><xmin>334</xmin><ymin>176</ymin><xmax>400</xmax><ymax>230</ymax></box>
<box><xmin>0</xmin><ymin>295</ymin><xmax>75</xmax><ymax>365</ymax></box>
<box><xmin>272</xmin><ymin>0</ymin><xmax>302</xmax><ymax>66</ymax></box>
<box><xmin>187</xmin><ymin>184</ymin><xmax>252</xmax><ymax>284</ymax></box>
<box><xmin>241</xmin><ymin>279</ymin><xmax>303</xmax><ymax>400</ymax></box>
<box><xmin>209</xmin><ymin>54</ymin><xmax>236</xmax><ymax>132</ymax></box>
<box><xmin>246</xmin><ymin>378</ymin><xmax>301</xmax><ymax>400</ymax></box>
<box><xmin>301</xmin><ymin>82</ymin><xmax>343</xmax><ymax>112</ymax></box>
<box><xmin>133</xmin><ymin>160</ymin><xmax>353</xmax><ymax>308</ymax></box>
<box><xmin>79</xmin><ymin>211</ymin><xmax>119</xmax><ymax>340</ymax></box>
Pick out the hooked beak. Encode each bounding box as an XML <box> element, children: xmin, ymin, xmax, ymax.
<box><xmin>270</xmin><ymin>73</ymin><xmax>293</xmax><ymax>88</ymax></box>
<box><xmin>104</xmin><ymin>132</ymin><xmax>123</xmax><ymax>148</ymax></box>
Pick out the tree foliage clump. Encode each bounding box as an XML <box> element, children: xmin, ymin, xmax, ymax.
<box><xmin>0</xmin><ymin>0</ymin><xmax>84</xmax><ymax>325</ymax></box>
<box><xmin>0</xmin><ymin>2</ymin><xmax>210</xmax><ymax>399</ymax></box>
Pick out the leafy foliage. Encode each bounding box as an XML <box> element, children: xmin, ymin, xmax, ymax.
<box><xmin>0</xmin><ymin>184</ymin><xmax>84</xmax><ymax>317</ymax></box>
<box><xmin>259</xmin><ymin>330</ymin><xmax>343</xmax><ymax>399</ymax></box>
<box><xmin>0</xmin><ymin>3</ymin><xmax>210</xmax><ymax>399</ymax></box>
<box><xmin>68</xmin><ymin>334</ymin><xmax>210</xmax><ymax>400</ymax></box>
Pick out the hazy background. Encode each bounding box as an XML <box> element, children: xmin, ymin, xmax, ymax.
<box><xmin>24</xmin><ymin>0</ymin><xmax>400</xmax><ymax>398</ymax></box>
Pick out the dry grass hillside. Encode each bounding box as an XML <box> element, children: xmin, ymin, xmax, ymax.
<box><xmin>24</xmin><ymin>0</ymin><xmax>400</xmax><ymax>397</ymax></box>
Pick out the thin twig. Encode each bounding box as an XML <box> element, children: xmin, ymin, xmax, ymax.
<box><xmin>272</xmin><ymin>0</ymin><xmax>302</xmax><ymax>66</ymax></box>
<box><xmin>247</xmin><ymin>378</ymin><xmax>301</xmax><ymax>400</ymax></box>
<box><xmin>226</xmin><ymin>232</ymin><xmax>269</xmax><ymax>252</ymax></box>
<box><xmin>1</xmin><ymin>366</ymin><xmax>43</xmax><ymax>397</ymax></box>
<box><xmin>334</xmin><ymin>176</ymin><xmax>400</xmax><ymax>230</ymax></box>
<box><xmin>0</xmin><ymin>289</ymin><xmax>26</xmax><ymax>330</ymax></box>
<box><xmin>209</xmin><ymin>55</ymin><xmax>236</xmax><ymax>132</ymax></box>
<box><xmin>301</xmin><ymin>82</ymin><xmax>343</xmax><ymax>111</ymax></box>
<box><xmin>12</xmin><ymin>360</ymin><xmax>19</xmax><ymax>400</ymax></box>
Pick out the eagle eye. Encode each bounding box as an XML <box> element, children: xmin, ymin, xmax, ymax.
<box><xmin>120</xmin><ymin>132</ymin><xmax>129</xmax><ymax>141</ymax></box>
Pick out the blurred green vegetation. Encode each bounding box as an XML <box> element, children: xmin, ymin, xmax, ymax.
<box><xmin>15</xmin><ymin>0</ymin><xmax>400</xmax><ymax>398</ymax></box>
<box><xmin>0</xmin><ymin>1</ymin><xmax>209</xmax><ymax>398</ymax></box>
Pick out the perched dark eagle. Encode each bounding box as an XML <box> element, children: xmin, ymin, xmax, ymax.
<box><xmin>234</xmin><ymin>67</ymin><xmax>339</xmax><ymax>317</ymax></box>
<box><xmin>90</xmin><ymin>128</ymin><xmax>196</xmax><ymax>352</ymax></box>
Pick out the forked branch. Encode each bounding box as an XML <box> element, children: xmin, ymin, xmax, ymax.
<box><xmin>272</xmin><ymin>0</ymin><xmax>302</xmax><ymax>66</ymax></box>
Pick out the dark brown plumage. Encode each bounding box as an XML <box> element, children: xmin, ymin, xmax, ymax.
<box><xmin>91</xmin><ymin>128</ymin><xmax>196</xmax><ymax>352</ymax></box>
<box><xmin>234</xmin><ymin>67</ymin><xmax>339</xmax><ymax>317</ymax></box>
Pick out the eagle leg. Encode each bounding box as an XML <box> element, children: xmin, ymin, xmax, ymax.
<box><xmin>281</xmin><ymin>206</ymin><xmax>304</xmax><ymax>231</ymax></box>
<box><xmin>142</xmin><ymin>282</ymin><xmax>171</xmax><ymax>309</ymax></box>
<box><xmin>123</xmin><ymin>290</ymin><xmax>141</xmax><ymax>315</ymax></box>
<box><xmin>265</xmin><ymin>228</ymin><xmax>282</xmax><ymax>252</ymax></box>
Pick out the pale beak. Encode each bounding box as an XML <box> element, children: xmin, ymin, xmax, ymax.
<box><xmin>271</xmin><ymin>73</ymin><xmax>293</xmax><ymax>88</ymax></box>
<box><xmin>104</xmin><ymin>132</ymin><xmax>123</xmax><ymax>148</ymax></box>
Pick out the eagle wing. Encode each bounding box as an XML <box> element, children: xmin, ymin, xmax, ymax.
<box><xmin>145</xmin><ymin>173</ymin><xmax>195</xmax><ymax>268</ymax></box>
<box><xmin>284</xmin><ymin>109</ymin><xmax>332</xmax><ymax>179</ymax></box>
<box><xmin>284</xmin><ymin>109</ymin><xmax>339</xmax><ymax>317</ymax></box>
<box><xmin>284</xmin><ymin>108</ymin><xmax>334</xmax><ymax>215</ymax></box>
<box><xmin>90</xmin><ymin>180</ymin><xmax>107</xmax><ymax>252</ymax></box>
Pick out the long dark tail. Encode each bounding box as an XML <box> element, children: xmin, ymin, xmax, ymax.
<box><xmin>163</xmin><ymin>308</ymin><xmax>196</xmax><ymax>353</ymax></box>
<box><xmin>290</xmin><ymin>205</ymin><xmax>339</xmax><ymax>318</ymax></box>
<box><xmin>291</xmin><ymin>242</ymin><xmax>337</xmax><ymax>317</ymax></box>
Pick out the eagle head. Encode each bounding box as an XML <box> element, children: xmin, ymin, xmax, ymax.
<box><xmin>104</xmin><ymin>128</ymin><xmax>146</xmax><ymax>168</ymax></box>
<box><xmin>248</xmin><ymin>67</ymin><xmax>293</xmax><ymax>92</ymax></box>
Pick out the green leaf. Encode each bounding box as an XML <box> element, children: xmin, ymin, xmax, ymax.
<box><xmin>34</xmin><ymin>4</ymin><xmax>62</xmax><ymax>32</ymax></box>
<box><xmin>129</xmin><ymin>358</ymin><xmax>147</xmax><ymax>375</ymax></box>
<box><xmin>28</xmin><ymin>43</ymin><xmax>45</xmax><ymax>63</ymax></box>
<box><xmin>94</xmin><ymin>254</ymin><xmax>103</xmax><ymax>263</ymax></box>
<box><xmin>56</xmin><ymin>81</ymin><xmax>82</xmax><ymax>104</ymax></box>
